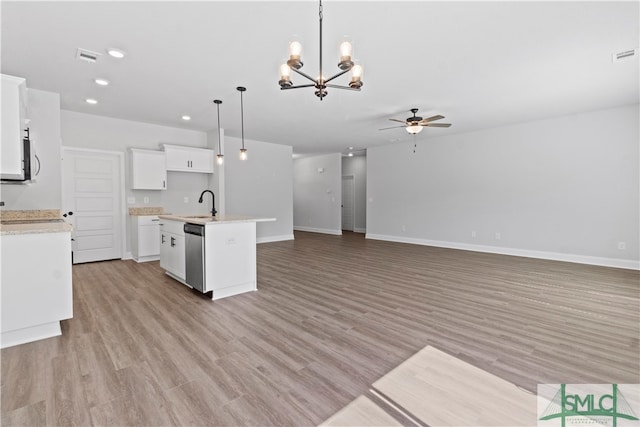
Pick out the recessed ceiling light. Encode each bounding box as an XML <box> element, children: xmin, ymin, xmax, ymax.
<box><xmin>94</xmin><ymin>78</ymin><xmax>110</xmax><ymax>86</ymax></box>
<box><xmin>348</xmin><ymin>152</ymin><xmax>354</xmax><ymax>157</ymax></box>
<box><xmin>85</xmin><ymin>98</ymin><xmax>98</xmax><ymax>104</ymax></box>
<box><xmin>181</xmin><ymin>115</ymin><xmax>191</xmax><ymax>121</ymax></box>
<box><xmin>348</xmin><ymin>146</ymin><xmax>354</xmax><ymax>150</ymax></box>
<box><xmin>106</xmin><ymin>48</ymin><xmax>126</xmax><ymax>59</ymax></box>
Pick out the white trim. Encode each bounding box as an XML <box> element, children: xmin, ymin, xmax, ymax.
<box><xmin>354</xmin><ymin>227</ymin><xmax>366</xmax><ymax>233</ymax></box>
<box><xmin>294</xmin><ymin>226</ymin><xmax>342</xmax><ymax>236</ymax></box>
<box><xmin>365</xmin><ymin>233</ymin><xmax>640</xmax><ymax>271</ymax></box>
<box><xmin>62</xmin><ymin>146</ymin><xmax>127</xmax><ymax>261</ymax></box>
<box><xmin>123</xmin><ymin>251</ymin><xmax>133</xmax><ymax>260</ymax></box>
<box><xmin>257</xmin><ymin>234</ymin><xmax>295</xmax><ymax>244</ymax></box>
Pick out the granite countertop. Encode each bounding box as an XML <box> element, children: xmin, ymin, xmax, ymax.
<box><xmin>0</xmin><ymin>209</ymin><xmax>72</xmax><ymax>235</ymax></box>
<box><xmin>129</xmin><ymin>207</ymin><xmax>165</xmax><ymax>216</ymax></box>
<box><xmin>158</xmin><ymin>214</ymin><xmax>276</xmax><ymax>225</ymax></box>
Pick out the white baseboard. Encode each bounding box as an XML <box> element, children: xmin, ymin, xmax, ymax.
<box><xmin>365</xmin><ymin>233</ymin><xmax>640</xmax><ymax>270</ymax></box>
<box><xmin>294</xmin><ymin>226</ymin><xmax>342</xmax><ymax>236</ymax></box>
<box><xmin>257</xmin><ymin>234</ymin><xmax>295</xmax><ymax>244</ymax></box>
<box><xmin>123</xmin><ymin>251</ymin><xmax>132</xmax><ymax>260</ymax></box>
<box><xmin>354</xmin><ymin>228</ymin><xmax>366</xmax><ymax>234</ymax></box>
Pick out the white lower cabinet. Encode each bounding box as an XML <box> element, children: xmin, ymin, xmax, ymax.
<box><xmin>131</xmin><ymin>215</ymin><xmax>160</xmax><ymax>262</ymax></box>
<box><xmin>160</xmin><ymin>219</ymin><xmax>185</xmax><ymax>280</ymax></box>
<box><xmin>1</xmin><ymin>231</ymin><xmax>73</xmax><ymax>348</ymax></box>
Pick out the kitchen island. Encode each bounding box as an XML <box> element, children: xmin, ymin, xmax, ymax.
<box><xmin>158</xmin><ymin>214</ymin><xmax>275</xmax><ymax>300</ymax></box>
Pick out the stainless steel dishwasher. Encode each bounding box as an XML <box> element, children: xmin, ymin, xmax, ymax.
<box><xmin>184</xmin><ymin>223</ymin><xmax>205</xmax><ymax>292</ymax></box>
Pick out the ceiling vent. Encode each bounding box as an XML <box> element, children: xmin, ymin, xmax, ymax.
<box><xmin>612</xmin><ymin>48</ymin><xmax>638</xmax><ymax>64</ymax></box>
<box><xmin>75</xmin><ymin>48</ymin><xmax>101</xmax><ymax>63</ymax></box>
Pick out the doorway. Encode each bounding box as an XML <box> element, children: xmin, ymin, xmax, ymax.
<box><xmin>61</xmin><ymin>147</ymin><xmax>125</xmax><ymax>264</ymax></box>
<box><xmin>342</xmin><ymin>175</ymin><xmax>355</xmax><ymax>231</ymax></box>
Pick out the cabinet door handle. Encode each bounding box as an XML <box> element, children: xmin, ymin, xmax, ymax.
<box><xmin>163</xmin><ymin>180</ymin><xmax>165</xmax><ymax>188</ymax></box>
<box><xmin>171</xmin><ymin>236</ymin><xmax>176</xmax><ymax>247</ymax></box>
<box><xmin>161</xmin><ymin>234</ymin><xmax>166</xmax><ymax>244</ymax></box>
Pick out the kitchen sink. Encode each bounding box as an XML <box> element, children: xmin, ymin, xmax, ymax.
<box><xmin>184</xmin><ymin>215</ymin><xmax>214</xmax><ymax>219</ymax></box>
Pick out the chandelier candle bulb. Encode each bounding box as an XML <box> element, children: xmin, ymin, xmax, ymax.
<box><xmin>349</xmin><ymin>64</ymin><xmax>363</xmax><ymax>88</ymax></box>
<box><xmin>338</xmin><ymin>41</ymin><xmax>354</xmax><ymax>70</ymax></box>
<box><xmin>279</xmin><ymin>64</ymin><xmax>292</xmax><ymax>88</ymax></box>
<box><xmin>287</xmin><ymin>41</ymin><xmax>303</xmax><ymax>69</ymax></box>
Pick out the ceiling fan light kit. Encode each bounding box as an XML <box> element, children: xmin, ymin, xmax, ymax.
<box><xmin>278</xmin><ymin>0</ymin><xmax>364</xmax><ymax>100</ymax></box>
<box><xmin>380</xmin><ymin>108</ymin><xmax>452</xmax><ymax>134</ymax></box>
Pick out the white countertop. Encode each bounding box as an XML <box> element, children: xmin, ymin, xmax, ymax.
<box><xmin>158</xmin><ymin>214</ymin><xmax>276</xmax><ymax>225</ymax></box>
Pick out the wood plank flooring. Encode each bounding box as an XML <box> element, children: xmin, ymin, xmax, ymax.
<box><xmin>2</xmin><ymin>231</ymin><xmax>639</xmax><ymax>426</ymax></box>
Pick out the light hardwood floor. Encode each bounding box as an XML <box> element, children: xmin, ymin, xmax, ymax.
<box><xmin>2</xmin><ymin>231</ymin><xmax>639</xmax><ymax>426</ymax></box>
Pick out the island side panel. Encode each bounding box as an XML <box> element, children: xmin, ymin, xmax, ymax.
<box><xmin>204</xmin><ymin>221</ymin><xmax>257</xmax><ymax>299</ymax></box>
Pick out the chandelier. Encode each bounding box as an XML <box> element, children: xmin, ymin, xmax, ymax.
<box><xmin>278</xmin><ymin>0</ymin><xmax>363</xmax><ymax>100</ymax></box>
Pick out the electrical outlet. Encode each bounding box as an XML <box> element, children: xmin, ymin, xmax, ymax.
<box><xmin>401</xmin><ymin>225</ymin><xmax>406</xmax><ymax>232</ymax></box>
<box><xmin>618</xmin><ymin>241</ymin><xmax>626</xmax><ymax>250</ymax></box>
<box><xmin>471</xmin><ymin>231</ymin><xmax>477</xmax><ymax>238</ymax></box>
<box><xmin>143</xmin><ymin>197</ymin><xmax>149</xmax><ymax>204</ymax></box>
<box><xmin>184</xmin><ymin>197</ymin><xmax>189</xmax><ymax>203</ymax></box>
<box><xmin>495</xmin><ymin>232</ymin><xmax>501</xmax><ymax>240</ymax></box>
<box><xmin>127</xmin><ymin>196</ymin><xmax>135</xmax><ymax>204</ymax></box>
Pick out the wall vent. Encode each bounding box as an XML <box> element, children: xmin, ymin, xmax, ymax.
<box><xmin>75</xmin><ymin>48</ymin><xmax>101</xmax><ymax>63</ymax></box>
<box><xmin>612</xmin><ymin>48</ymin><xmax>638</xmax><ymax>64</ymax></box>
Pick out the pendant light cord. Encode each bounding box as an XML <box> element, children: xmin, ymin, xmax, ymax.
<box><xmin>216</xmin><ymin>102</ymin><xmax>222</xmax><ymax>154</ymax></box>
<box><xmin>240</xmin><ymin>90</ymin><xmax>245</xmax><ymax>150</ymax></box>
<box><xmin>319</xmin><ymin>0</ymin><xmax>323</xmax><ymax>85</ymax></box>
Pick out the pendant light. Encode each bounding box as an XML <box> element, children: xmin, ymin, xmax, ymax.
<box><xmin>237</xmin><ymin>86</ymin><xmax>248</xmax><ymax>160</ymax></box>
<box><xmin>213</xmin><ymin>99</ymin><xmax>224</xmax><ymax>165</ymax></box>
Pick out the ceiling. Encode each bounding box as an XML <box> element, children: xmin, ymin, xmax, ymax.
<box><xmin>1</xmin><ymin>1</ymin><xmax>638</xmax><ymax>155</ymax></box>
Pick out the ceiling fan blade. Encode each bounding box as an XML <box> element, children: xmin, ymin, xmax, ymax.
<box><xmin>419</xmin><ymin>115</ymin><xmax>445</xmax><ymax>124</ymax></box>
<box><xmin>379</xmin><ymin>125</ymin><xmax>407</xmax><ymax>131</ymax></box>
<box><xmin>389</xmin><ymin>119</ymin><xmax>407</xmax><ymax>124</ymax></box>
<box><xmin>424</xmin><ymin>123</ymin><xmax>452</xmax><ymax>127</ymax></box>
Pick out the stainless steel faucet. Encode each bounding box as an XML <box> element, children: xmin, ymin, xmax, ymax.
<box><xmin>198</xmin><ymin>190</ymin><xmax>217</xmax><ymax>216</ymax></box>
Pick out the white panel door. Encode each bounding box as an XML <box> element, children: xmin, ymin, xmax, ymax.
<box><xmin>342</xmin><ymin>176</ymin><xmax>355</xmax><ymax>231</ymax></box>
<box><xmin>62</xmin><ymin>148</ymin><xmax>123</xmax><ymax>264</ymax></box>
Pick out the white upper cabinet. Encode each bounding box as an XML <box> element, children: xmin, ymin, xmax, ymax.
<box><xmin>1</xmin><ymin>74</ymin><xmax>28</xmax><ymax>179</ymax></box>
<box><xmin>130</xmin><ymin>148</ymin><xmax>167</xmax><ymax>190</ymax></box>
<box><xmin>162</xmin><ymin>144</ymin><xmax>214</xmax><ymax>173</ymax></box>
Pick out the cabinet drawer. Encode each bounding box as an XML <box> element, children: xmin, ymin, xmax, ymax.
<box><xmin>137</xmin><ymin>215</ymin><xmax>160</xmax><ymax>226</ymax></box>
<box><xmin>160</xmin><ymin>219</ymin><xmax>184</xmax><ymax>236</ymax></box>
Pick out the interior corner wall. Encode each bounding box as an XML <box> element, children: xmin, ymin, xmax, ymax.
<box><xmin>222</xmin><ymin>136</ymin><xmax>294</xmax><ymax>243</ymax></box>
<box><xmin>366</xmin><ymin>104</ymin><xmax>640</xmax><ymax>269</ymax></box>
<box><xmin>293</xmin><ymin>153</ymin><xmax>342</xmax><ymax>235</ymax></box>
<box><xmin>1</xmin><ymin>89</ymin><xmax>61</xmax><ymax>210</ymax></box>
<box><xmin>342</xmin><ymin>155</ymin><xmax>367</xmax><ymax>233</ymax></box>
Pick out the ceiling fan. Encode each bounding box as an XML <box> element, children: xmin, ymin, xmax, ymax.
<box><xmin>379</xmin><ymin>108</ymin><xmax>452</xmax><ymax>134</ymax></box>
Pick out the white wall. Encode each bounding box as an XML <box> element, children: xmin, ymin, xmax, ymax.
<box><xmin>61</xmin><ymin>110</ymin><xmax>212</xmax><ymax>214</ymax></box>
<box><xmin>342</xmin><ymin>155</ymin><xmax>367</xmax><ymax>233</ymax></box>
<box><xmin>367</xmin><ymin>104</ymin><xmax>639</xmax><ymax>269</ymax></box>
<box><xmin>293</xmin><ymin>153</ymin><xmax>342</xmax><ymax>235</ymax></box>
<box><xmin>1</xmin><ymin>89</ymin><xmax>61</xmax><ymax>210</ymax></box>
<box><xmin>223</xmin><ymin>136</ymin><xmax>294</xmax><ymax>243</ymax></box>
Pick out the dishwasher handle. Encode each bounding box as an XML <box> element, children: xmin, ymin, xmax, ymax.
<box><xmin>184</xmin><ymin>223</ymin><xmax>205</xmax><ymax>236</ymax></box>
